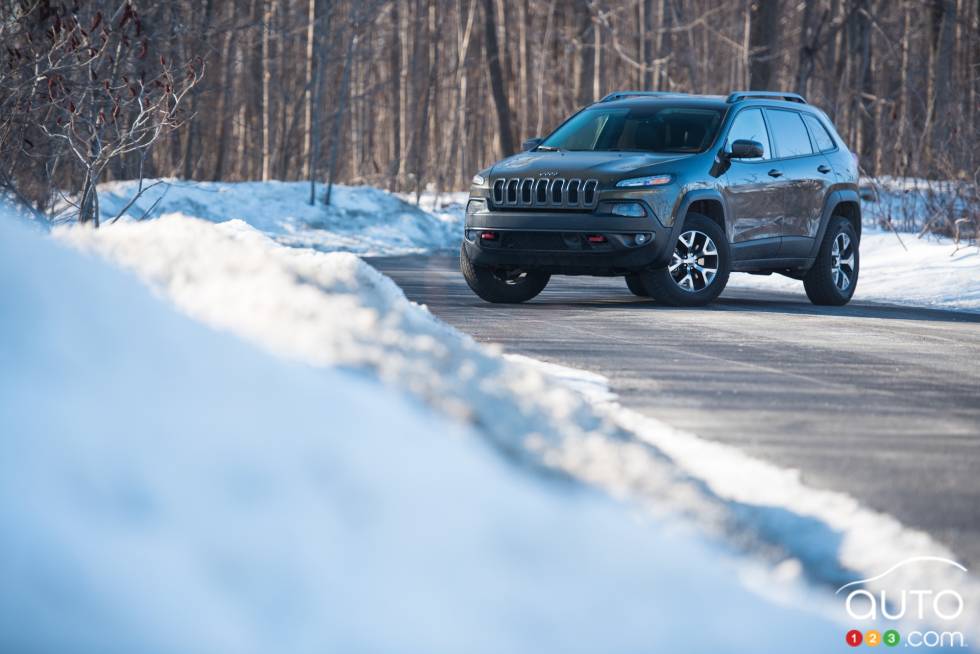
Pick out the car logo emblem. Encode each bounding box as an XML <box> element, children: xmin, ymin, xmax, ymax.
<box><xmin>539</xmin><ymin>171</ymin><xmax>559</xmax><ymax>176</ymax></box>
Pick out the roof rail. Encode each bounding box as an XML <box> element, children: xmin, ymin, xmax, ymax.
<box><xmin>600</xmin><ymin>91</ymin><xmax>685</xmax><ymax>103</ymax></box>
<box><xmin>726</xmin><ymin>91</ymin><xmax>807</xmax><ymax>104</ymax></box>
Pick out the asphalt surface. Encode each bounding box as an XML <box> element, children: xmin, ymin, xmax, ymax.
<box><xmin>369</xmin><ymin>253</ymin><xmax>980</xmax><ymax>569</ymax></box>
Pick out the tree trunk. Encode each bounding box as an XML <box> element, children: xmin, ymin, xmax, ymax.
<box><xmin>794</xmin><ymin>0</ymin><xmax>818</xmax><ymax>96</ymax></box>
<box><xmin>573</xmin><ymin>1</ymin><xmax>594</xmax><ymax>106</ymax></box>
<box><xmin>303</xmin><ymin>0</ymin><xmax>317</xmax><ymax>180</ymax></box>
<box><xmin>641</xmin><ymin>0</ymin><xmax>655</xmax><ymax>88</ymax></box>
<box><xmin>325</xmin><ymin>23</ymin><xmax>356</xmax><ymax>205</ymax></box>
<box><xmin>183</xmin><ymin>0</ymin><xmax>213</xmax><ymax>180</ymax></box>
<box><xmin>657</xmin><ymin>0</ymin><xmax>673</xmax><ymax>89</ymax></box>
<box><xmin>853</xmin><ymin>0</ymin><xmax>875</xmax><ymax>174</ymax></box>
<box><xmin>480</xmin><ymin>0</ymin><xmax>515</xmax><ymax>156</ymax></box>
<box><xmin>78</xmin><ymin>169</ymin><xmax>101</xmax><ymax>228</ymax></box>
<box><xmin>213</xmin><ymin>26</ymin><xmax>238</xmax><ymax>181</ymax></box>
<box><xmin>926</xmin><ymin>0</ymin><xmax>957</xmax><ymax>171</ymax></box>
<box><xmin>388</xmin><ymin>0</ymin><xmax>402</xmax><ymax>191</ymax></box>
<box><xmin>748</xmin><ymin>0</ymin><xmax>780</xmax><ymax>89</ymax></box>
<box><xmin>261</xmin><ymin>0</ymin><xmax>276</xmax><ymax>181</ymax></box>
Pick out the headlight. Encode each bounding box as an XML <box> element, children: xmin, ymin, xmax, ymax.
<box><xmin>472</xmin><ymin>174</ymin><xmax>486</xmax><ymax>186</ymax></box>
<box><xmin>615</xmin><ymin>174</ymin><xmax>673</xmax><ymax>188</ymax></box>
<box><xmin>466</xmin><ymin>199</ymin><xmax>486</xmax><ymax>214</ymax></box>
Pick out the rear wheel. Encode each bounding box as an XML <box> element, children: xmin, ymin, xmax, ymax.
<box><xmin>803</xmin><ymin>216</ymin><xmax>859</xmax><ymax>305</ymax></box>
<box><xmin>459</xmin><ymin>244</ymin><xmax>550</xmax><ymax>303</ymax></box>
<box><xmin>625</xmin><ymin>273</ymin><xmax>649</xmax><ymax>297</ymax></box>
<box><xmin>638</xmin><ymin>213</ymin><xmax>731</xmax><ymax>307</ymax></box>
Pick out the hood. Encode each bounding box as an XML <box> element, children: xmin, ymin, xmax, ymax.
<box><xmin>489</xmin><ymin>150</ymin><xmax>693</xmax><ymax>183</ymax></box>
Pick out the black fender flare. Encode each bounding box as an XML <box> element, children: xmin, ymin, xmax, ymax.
<box><xmin>643</xmin><ymin>188</ymin><xmax>730</xmax><ymax>270</ymax></box>
<box><xmin>670</xmin><ymin>188</ymin><xmax>732</xmax><ymax>243</ymax></box>
<box><xmin>808</xmin><ymin>188</ymin><xmax>862</xmax><ymax>259</ymax></box>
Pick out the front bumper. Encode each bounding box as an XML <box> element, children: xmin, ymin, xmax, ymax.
<box><xmin>463</xmin><ymin>204</ymin><xmax>679</xmax><ymax>275</ymax></box>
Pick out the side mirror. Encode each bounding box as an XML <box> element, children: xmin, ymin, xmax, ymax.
<box><xmin>522</xmin><ymin>137</ymin><xmax>543</xmax><ymax>151</ymax></box>
<box><xmin>727</xmin><ymin>139</ymin><xmax>764</xmax><ymax>159</ymax></box>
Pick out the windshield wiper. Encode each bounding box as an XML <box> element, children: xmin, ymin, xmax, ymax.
<box><xmin>535</xmin><ymin>145</ymin><xmax>562</xmax><ymax>152</ymax></box>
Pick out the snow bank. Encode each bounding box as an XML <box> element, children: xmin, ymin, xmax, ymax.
<box><xmin>82</xmin><ymin>179</ymin><xmax>463</xmax><ymax>255</ymax></box>
<box><xmin>1</xmin><ymin>213</ymin><xmax>851</xmax><ymax>652</ymax></box>
<box><xmin>728</xmin><ymin>231</ymin><xmax>980</xmax><ymax>312</ymax></box>
<box><xmin>53</xmin><ymin>213</ymin><xmax>980</xmax><ymax>643</ymax></box>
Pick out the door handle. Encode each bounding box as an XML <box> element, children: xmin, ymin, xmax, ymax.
<box><xmin>768</xmin><ymin>169</ymin><xmax>783</xmax><ymax>178</ymax></box>
<box><xmin>817</xmin><ymin>164</ymin><xmax>832</xmax><ymax>174</ymax></box>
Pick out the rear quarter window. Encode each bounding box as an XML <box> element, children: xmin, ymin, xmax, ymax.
<box><xmin>765</xmin><ymin>109</ymin><xmax>814</xmax><ymax>158</ymax></box>
<box><xmin>802</xmin><ymin>114</ymin><xmax>836</xmax><ymax>152</ymax></box>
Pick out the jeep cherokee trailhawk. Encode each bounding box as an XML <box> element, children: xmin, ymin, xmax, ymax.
<box><xmin>461</xmin><ymin>91</ymin><xmax>860</xmax><ymax>307</ymax></box>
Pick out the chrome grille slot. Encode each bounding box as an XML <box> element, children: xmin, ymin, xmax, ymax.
<box><xmin>492</xmin><ymin>179</ymin><xmax>505</xmax><ymax>204</ymax></box>
<box><xmin>506</xmin><ymin>179</ymin><xmax>519</xmax><ymax>204</ymax></box>
<box><xmin>550</xmin><ymin>179</ymin><xmax>565</xmax><ymax>205</ymax></box>
<box><xmin>583</xmin><ymin>180</ymin><xmax>598</xmax><ymax>205</ymax></box>
<box><xmin>519</xmin><ymin>179</ymin><xmax>534</xmax><ymax>205</ymax></box>
<box><xmin>488</xmin><ymin>177</ymin><xmax>600</xmax><ymax>210</ymax></box>
<box><xmin>534</xmin><ymin>179</ymin><xmax>549</xmax><ymax>204</ymax></box>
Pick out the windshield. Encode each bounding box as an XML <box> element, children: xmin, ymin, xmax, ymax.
<box><xmin>539</xmin><ymin>106</ymin><xmax>723</xmax><ymax>153</ymax></box>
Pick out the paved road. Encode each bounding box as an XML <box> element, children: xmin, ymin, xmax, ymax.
<box><xmin>370</xmin><ymin>253</ymin><xmax>980</xmax><ymax>569</ymax></box>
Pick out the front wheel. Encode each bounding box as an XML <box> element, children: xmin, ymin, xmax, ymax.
<box><xmin>637</xmin><ymin>213</ymin><xmax>731</xmax><ymax>307</ymax></box>
<box><xmin>460</xmin><ymin>244</ymin><xmax>550</xmax><ymax>303</ymax></box>
<box><xmin>803</xmin><ymin>216</ymin><xmax>859</xmax><ymax>305</ymax></box>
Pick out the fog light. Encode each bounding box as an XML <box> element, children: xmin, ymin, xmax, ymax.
<box><xmin>606</xmin><ymin>202</ymin><xmax>646</xmax><ymax>217</ymax></box>
<box><xmin>635</xmin><ymin>233</ymin><xmax>648</xmax><ymax>245</ymax></box>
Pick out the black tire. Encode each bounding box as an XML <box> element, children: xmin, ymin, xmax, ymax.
<box><xmin>803</xmin><ymin>216</ymin><xmax>859</xmax><ymax>306</ymax></box>
<box><xmin>637</xmin><ymin>213</ymin><xmax>731</xmax><ymax>307</ymax></box>
<box><xmin>625</xmin><ymin>273</ymin><xmax>649</xmax><ymax>297</ymax></box>
<box><xmin>459</xmin><ymin>244</ymin><xmax>550</xmax><ymax>303</ymax></box>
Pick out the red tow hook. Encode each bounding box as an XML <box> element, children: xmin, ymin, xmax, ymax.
<box><xmin>480</xmin><ymin>231</ymin><xmax>498</xmax><ymax>241</ymax></box>
<box><xmin>587</xmin><ymin>234</ymin><xmax>607</xmax><ymax>244</ymax></box>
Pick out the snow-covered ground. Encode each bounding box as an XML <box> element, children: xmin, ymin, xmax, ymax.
<box><xmin>75</xmin><ymin>179</ymin><xmax>463</xmax><ymax>255</ymax></box>
<box><xmin>729</xmin><ymin>231</ymin><xmax>980</xmax><ymax>312</ymax></box>
<box><xmin>3</xmin><ymin>204</ymin><xmax>855</xmax><ymax>653</ymax></box>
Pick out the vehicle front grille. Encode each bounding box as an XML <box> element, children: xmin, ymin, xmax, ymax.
<box><xmin>490</xmin><ymin>177</ymin><xmax>599</xmax><ymax>210</ymax></box>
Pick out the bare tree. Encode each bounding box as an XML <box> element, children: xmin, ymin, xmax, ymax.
<box><xmin>1</xmin><ymin>2</ymin><xmax>202</xmax><ymax>224</ymax></box>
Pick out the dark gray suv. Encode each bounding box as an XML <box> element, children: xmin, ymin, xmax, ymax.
<box><xmin>461</xmin><ymin>91</ymin><xmax>860</xmax><ymax>307</ymax></box>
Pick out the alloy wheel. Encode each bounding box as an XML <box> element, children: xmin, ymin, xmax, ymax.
<box><xmin>830</xmin><ymin>232</ymin><xmax>855</xmax><ymax>291</ymax></box>
<box><xmin>668</xmin><ymin>230</ymin><xmax>719</xmax><ymax>292</ymax></box>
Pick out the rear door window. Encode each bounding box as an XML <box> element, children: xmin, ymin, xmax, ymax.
<box><xmin>726</xmin><ymin>108</ymin><xmax>771</xmax><ymax>160</ymax></box>
<box><xmin>766</xmin><ymin>109</ymin><xmax>814</xmax><ymax>158</ymax></box>
<box><xmin>802</xmin><ymin>114</ymin><xmax>836</xmax><ymax>152</ymax></box>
